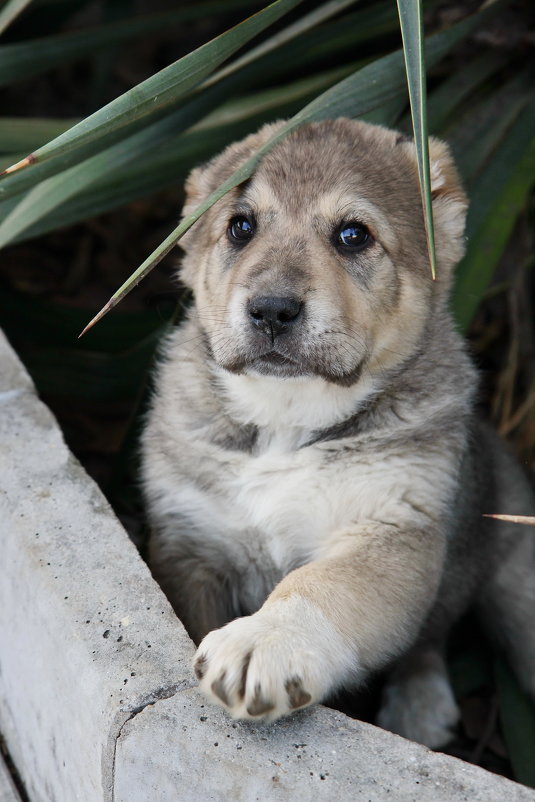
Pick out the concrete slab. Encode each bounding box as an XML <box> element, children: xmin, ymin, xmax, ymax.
<box><xmin>115</xmin><ymin>688</ymin><xmax>535</xmax><ymax>802</ymax></box>
<box><xmin>0</xmin><ymin>330</ymin><xmax>194</xmax><ymax>801</ymax></box>
<box><xmin>0</xmin><ymin>326</ymin><xmax>534</xmax><ymax>802</ymax></box>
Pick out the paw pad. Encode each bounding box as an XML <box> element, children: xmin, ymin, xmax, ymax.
<box><xmin>285</xmin><ymin>676</ymin><xmax>311</xmax><ymax>709</ymax></box>
<box><xmin>211</xmin><ymin>671</ymin><xmax>230</xmax><ymax>706</ymax></box>
<box><xmin>246</xmin><ymin>683</ymin><xmax>275</xmax><ymax>716</ymax></box>
<box><xmin>194</xmin><ymin>653</ymin><xmax>207</xmax><ymax>680</ymax></box>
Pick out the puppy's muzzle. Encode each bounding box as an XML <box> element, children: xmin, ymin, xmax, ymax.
<box><xmin>247</xmin><ymin>295</ymin><xmax>303</xmax><ymax>339</ymax></box>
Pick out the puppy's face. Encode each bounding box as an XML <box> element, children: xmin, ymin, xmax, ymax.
<box><xmin>180</xmin><ymin>119</ymin><xmax>467</xmax><ymax>386</ymax></box>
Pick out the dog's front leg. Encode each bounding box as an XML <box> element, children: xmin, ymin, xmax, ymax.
<box><xmin>193</xmin><ymin>524</ymin><xmax>446</xmax><ymax>720</ymax></box>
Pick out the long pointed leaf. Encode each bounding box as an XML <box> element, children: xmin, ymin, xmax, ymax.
<box><xmin>0</xmin><ymin>0</ymin><xmax>367</xmax><ymax>201</ymax></box>
<box><xmin>0</xmin><ymin>0</ymin><xmax>396</xmax><ymax>207</ymax></box>
<box><xmin>425</xmin><ymin>50</ymin><xmax>506</xmax><ymax>133</ymax></box>
<box><xmin>453</xmin><ymin>95</ymin><xmax>535</xmax><ymax>331</ymax></box>
<box><xmin>0</xmin><ymin>0</ymin><xmax>258</xmax><ymax>87</ymax></box>
<box><xmin>448</xmin><ymin>71</ymin><xmax>532</xmax><ymax>185</ymax></box>
<box><xmin>397</xmin><ymin>0</ymin><xmax>435</xmax><ymax>278</ymax></box>
<box><xmin>12</xmin><ymin>66</ymin><xmax>363</xmax><ymax>243</ymax></box>
<box><xmin>1</xmin><ymin>0</ymin><xmax>396</xmax><ymax>243</ymax></box>
<box><xmin>207</xmin><ymin>0</ymin><xmax>359</xmax><ymax>87</ymax></box>
<box><xmin>0</xmin><ymin>0</ymin><xmax>33</xmax><ymax>35</ymax></box>
<box><xmin>0</xmin><ymin>63</ymin><xmax>360</xmax><ymax>246</ymax></box>
<box><xmin>0</xmin><ymin>103</ymin><xmax>208</xmax><ymax>248</ymax></box>
<box><xmin>81</xmin><ymin>8</ymin><xmax>486</xmax><ymax>334</ymax></box>
<box><xmin>0</xmin><ymin>0</ymin><xmax>305</xmax><ymax>182</ymax></box>
<box><xmin>0</xmin><ymin>117</ymin><xmax>76</xmax><ymax>152</ymax></box>
<box><xmin>1</xmin><ymin>0</ymin><xmax>402</xmax><ymax>243</ymax></box>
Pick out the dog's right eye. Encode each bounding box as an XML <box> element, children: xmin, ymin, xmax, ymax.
<box><xmin>228</xmin><ymin>215</ymin><xmax>255</xmax><ymax>244</ymax></box>
<box><xmin>335</xmin><ymin>221</ymin><xmax>371</xmax><ymax>252</ymax></box>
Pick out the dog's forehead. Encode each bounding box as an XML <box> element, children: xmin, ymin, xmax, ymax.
<box><xmin>244</xmin><ymin>121</ymin><xmax>418</xmax><ymax>217</ymax></box>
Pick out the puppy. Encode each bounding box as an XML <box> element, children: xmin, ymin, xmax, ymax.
<box><xmin>141</xmin><ymin>118</ymin><xmax>535</xmax><ymax>748</ymax></box>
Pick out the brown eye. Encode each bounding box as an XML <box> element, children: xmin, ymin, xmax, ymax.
<box><xmin>336</xmin><ymin>221</ymin><xmax>371</xmax><ymax>252</ymax></box>
<box><xmin>228</xmin><ymin>215</ymin><xmax>255</xmax><ymax>243</ymax></box>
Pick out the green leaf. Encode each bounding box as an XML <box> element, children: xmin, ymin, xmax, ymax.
<box><xmin>0</xmin><ymin>117</ymin><xmax>76</xmax><ymax>152</ymax></box>
<box><xmin>5</xmin><ymin>64</ymin><xmax>362</xmax><ymax>245</ymax></box>
<box><xmin>0</xmin><ymin>62</ymin><xmax>361</xmax><ymax>248</ymax></box>
<box><xmin>0</xmin><ymin>0</ymin><xmax>372</xmax><ymax>208</ymax></box>
<box><xmin>453</xmin><ymin>94</ymin><xmax>535</xmax><ymax>331</ymax></box>
<box><xmin>195</xmin><ymin>62</ymin><xmax>360</xmax><ymax>131</ymax></box>
<box><xmin>0</xmin><ymin>189</ymin><xmax>20</xmax><ymax>219</ymax></box>
<box><xmin>426</xmin><ymin>50</ymin><xmax>506</xmax><ymax>134</ymax></box>
<box><xmin>0</xmin><ymin>0</ymin><xmax>393</xmax><ymax>206</ymax></box>
<box><xmin>82</xmin><ymin>7</ymin><xmax>485</xmax><ymax>333</ymax></box>
<box><xmin>448</xmin><ymin>71</ymin><xmax>533</xmax><ymax>186</ymax></box>
<box><xmin>495</xmin><ymin>656</ymin><xmax>535</xmax><ymax>789</ymax></box>
<box><xmin>207</xmin><ymin>0</ymin><xmax>360</xmax><ymax>87</ymax></box>
<box><xmin>0</xmin><ymin>0</ymin><xmax>33</xmax><ymax>35</ymax></box>
<box><xmin>0</xmin><ymin>0</ymin><xmax>401</xmax><ymax>240</ymax></box>
<box><xmin>0</xmin><ymin>0</ymin><xmax>260</xmax><ymax>86</ymax></box>
<box><xmin>397</xmin><ymin>0</ymin><xmax>435</xmax><ymax>279</ymax></box>
<box><xmin>0</xmin><ymin>109</ymin><xmax>194</xmax><ymax>248</ymax></box>
<box><xmin>0</xmin><ymin>0</ymin><xmax>305</xmax><ymax>192</ymax></box>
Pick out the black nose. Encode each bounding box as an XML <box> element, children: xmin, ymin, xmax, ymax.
<box><xmin>248</xmin><ymin>295</ymin><xmax>303</xmax><ymax>338</ymax></box>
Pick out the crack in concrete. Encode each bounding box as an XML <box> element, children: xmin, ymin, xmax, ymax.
<box><xmin>110</xmin><ymin>678</ymin><xmax>197</xmax><ymax>802</ymax></box>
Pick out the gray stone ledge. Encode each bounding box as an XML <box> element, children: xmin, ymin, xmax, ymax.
<box><xmin>0</xmin><ymin>329</ymin><xmax>193</xmax><ymax>802</ymax></box>
<box><xmin>115</xmin><ymin>688</ymin><xmax>535</xmax><ymax>802</ymax></box>
<box><xmin>0</xmin><ymin>328</ymin><xmax>533</xmax><ymax>802</ymax></box>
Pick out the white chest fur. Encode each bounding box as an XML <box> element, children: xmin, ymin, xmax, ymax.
<box><xmin>148</xmin><ymin>366</ymin><xmax>450</xmax><ymax>608</ymax></box>
<box><xmin>196</xmin><ymin>370</ymin><xmax>375</xmax><ymax>566</ymax></box>
<box><xmin>224</xmin><ymin>430</ymin><xmax>330</xmax><ymax>567</ymax></box>
<box><xmin>170</xmin><ymin>424</ymin><xmax>336</xmax><ymax>577</ymax></box>
<box><xmin>171</xmin><ymin>418</ymin><xmax>418</xmax><ymax>580</ymax></box>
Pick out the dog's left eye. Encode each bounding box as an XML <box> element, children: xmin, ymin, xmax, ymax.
<box><xmin>228</xmin><ymin>215</ymin><xmax>255</xmax><ymax>244</ymax></box>
<box><xmin>336</xmin><ymin>222</ymin><xmax>371</xmax><ymax>252</ymax></box>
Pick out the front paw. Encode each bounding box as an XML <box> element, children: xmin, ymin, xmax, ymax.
<box><xmin>192</xmin><ymin>597</ymin><xmax>357</xmax><ymax>721</ymax></box>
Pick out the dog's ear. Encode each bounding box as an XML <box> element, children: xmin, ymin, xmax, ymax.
<box><xmin>401</xmin><ymin>135</ymin><xmax>468</xmax><ymax>279</ymax></box>
<box><xmin>428</xmin><ymin>137</ymin><xmax>468</xmax><ymax>277</ymax></box>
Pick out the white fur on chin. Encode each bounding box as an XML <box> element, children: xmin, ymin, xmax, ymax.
<box><xmin>214</xmin><ymin>366</ymin><xmax>378</xmax><ymax>433</ymax></box>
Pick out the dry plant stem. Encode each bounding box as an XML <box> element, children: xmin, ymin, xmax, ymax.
<box><xmin>482</xmin><ymin>514</ymin><xmax>535</xmax><ymax>526</ymax></box>
<box><xmin>0</xmin><ymin>154</ymin><xmax>36</xmax><ymax>176</ymax></box>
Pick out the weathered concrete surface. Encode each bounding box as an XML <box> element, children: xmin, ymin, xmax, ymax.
<box><xmin>1</xmin><ymin>327</ymin><xmax>534</xmax><ymax>802</ymax></box>
<box><xmin>115</xmin><ymin>688</ymin><xmax>535</xmax><ymax>802</ymax></box>
<box><xmin>0</xmin><ymin>329</ymin><xmax>194</xmax><ymax>802</ymax></box>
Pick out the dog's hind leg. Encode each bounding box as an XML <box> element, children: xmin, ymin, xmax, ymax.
<box><xmin>376</xmin><ymin>645</ymin><xmax>460</xmax><ymax>748</ymax></box>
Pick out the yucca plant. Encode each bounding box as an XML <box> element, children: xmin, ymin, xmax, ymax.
<box><xmin>0</xmin><ymin>0</ymin><xmax>533</xmax><ymax>784</ymax></box>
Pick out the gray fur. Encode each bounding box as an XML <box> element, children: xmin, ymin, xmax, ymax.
<box><xmin>141</xmin><ymin>119</ymin><xmax>535</xmax><ymax>743</ymax></box>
